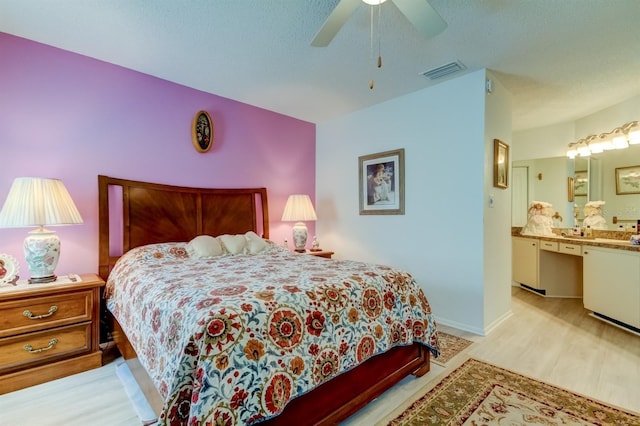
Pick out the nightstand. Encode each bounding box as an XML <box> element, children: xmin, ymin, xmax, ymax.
<box><xmin>307</xmin><ymin>250</ymin><xmax>334</xmax><ymax>259</ymax></box>
<box><xmin>0</xmin><ymin>273</ymin><xmax>105</xmax><ymax>394</ymax></box>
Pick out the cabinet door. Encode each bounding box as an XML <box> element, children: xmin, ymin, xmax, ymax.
<box><xmin>512</xmin><ymin>237</ymin><xmax>539</xmax><ymax>289</ymax></box>
<box><xmin>583</xmin><ymin>246</ymin><xmax>640</xmax><ymax>328</ymax></box>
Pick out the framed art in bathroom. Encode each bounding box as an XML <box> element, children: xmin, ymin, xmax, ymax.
<box><xmin>574</xmin><ymin>170</ymin><xmax>588</xmax><ymax>196</ymax></box>
<box><xmin>359</xmin><ymin>148</ymin><xmax>405</xmax><ymax>215</ymax></box>
<box><xmin>493</xmin><ymin>139</ymin><xmax>509</xmax><ymax>189</ymax></box>
<box><xmin>567</xmin><ymin>177</ymin><xmax>575</xmax><ymax>202</ymax></box>
<box><xmin>615</xmin><ymin>165</ymin><xmax>640</xmax><ymax>195</ymax></box>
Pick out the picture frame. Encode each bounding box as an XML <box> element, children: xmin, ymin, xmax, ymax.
<box><xmin>615</xmin><ymin>165</ymin><xmax>640</xmax><ymax>195</ymax></box>
<box><xmin>493</xmin><ymin>139</ymin><xmax>509</xmax><ymax>189</ymax></box>
<box><xmin>574</xmin><ymin>170</ymin><xmax>588</xmax><ymax>196</ymax></box>
<box><xmin>0</xmin><ymin>253</ymin><xmax>19</xmax><ymax>286</ymax></box>
<box><xmin>192</xmin><ymin>110</ymin><xmax>213</xmax><ymax>153</ymax></box>
<box><xmin>567</xmin><ymin>177</ymin><xmax>574</xmax><ymax>202</ymax></box>
<box><xmin>359</xmin><ymin>148</ymin><xmax>405</xmax><ymax>215</ymax></box>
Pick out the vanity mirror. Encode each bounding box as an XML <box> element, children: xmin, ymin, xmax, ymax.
<box><xmin>513</xmin><ymin>147</ymin><xmax>640</xmax><ymax>230</ymax></box>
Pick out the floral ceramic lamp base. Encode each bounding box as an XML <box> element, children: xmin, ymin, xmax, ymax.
<box><xmin>24</xmin><ymin>227</ymin><xmax>60</xmax><ymax>283</ymax></box>
<box><xmin>291</xmin><ymin>222</ymin><xmax>308</xmax><ymax>253</ymax></box>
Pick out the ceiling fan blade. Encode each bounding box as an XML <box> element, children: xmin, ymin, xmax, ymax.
<box><xmin>393</xmin><ymin>0</ymin><xmax>447</xmax><ymax>39</ymax></box>
<box><xmin>311</xmin><ymin>0</ymin><xmax>361</xmax><ymax>47</ymax></box>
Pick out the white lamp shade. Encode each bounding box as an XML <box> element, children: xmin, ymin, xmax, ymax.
<box><xmin>0</xmin><ymin>177</ymin><xmax>83</xmax><ymax>227</ymax></box>
<box><xmin>0</xmin><ymin>177</ymin><xmax>83</xmax><ymax>283</ymax></box>
<box><xmin>282</xmin><ymin>194</ymin><xmax>317</xmax><ymax>252</ymax></box>
<box><xmin>281</xmin><ymin>194</ymin><xmax>317</xmax><ymax>222</ymax></box>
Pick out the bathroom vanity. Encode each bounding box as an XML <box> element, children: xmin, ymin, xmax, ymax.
<box><xmin>512</xmin><ymin>233</ymin><xmax>640</xmax><ymax>334</ymax></box>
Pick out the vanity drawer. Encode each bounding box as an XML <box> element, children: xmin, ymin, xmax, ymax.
<box><xmin>0</xmin><ymin>323</ymin><xmax>91</xmax><ymax>374</ymax></box>
<box><xmin>559</xmin><ymin>243</ymin><xmax>582</xmax><ymax>256</ymax></box>
<box><xmin>0</xmin><ymin>290</ymin><xmax>93</xmax><ymax>338</ymax></box>
<box><xmin>540</xmin><ymin>241</ymin><xmax>559</xmax><ymax>252</ymax></box>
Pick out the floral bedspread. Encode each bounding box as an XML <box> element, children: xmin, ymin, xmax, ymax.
<box><xmin>105</xmin><ymin>242</ymin><xmax>439</xmax><ymax>425</ymax></box>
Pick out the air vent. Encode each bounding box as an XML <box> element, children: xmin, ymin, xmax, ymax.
<box><xmin>421</xmin><ymin>61</ymin><xmax>466</xmax><ymax>80</ymax></box>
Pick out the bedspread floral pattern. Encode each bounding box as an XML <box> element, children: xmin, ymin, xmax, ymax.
<box><xmin>105</xmin><ymin>243</ymin><xmax>439</xmax><ymax>425</ymax></box>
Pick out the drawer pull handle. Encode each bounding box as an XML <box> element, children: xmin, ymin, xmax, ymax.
<box><xmin>23</xmin><ymin>306</ymin><xmax>58</xmax><ymax>320</ymax></box>
<box><xmin>24</xmin><ymin>338</ymin><xmax>58</xmax><ymax>354</ymax></box>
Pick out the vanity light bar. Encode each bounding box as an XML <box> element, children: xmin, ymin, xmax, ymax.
<box><xmin>566</xmin><ymin>121</ymin><xmax>640</xmax><ymax>158</ymax></box>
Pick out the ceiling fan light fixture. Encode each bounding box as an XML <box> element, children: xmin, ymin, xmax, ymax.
<box><xmin>628</xmin><ymin>129</ymin><xmax>640</xmax><ymax>145</ymax></box>
<box><xmin>362</xmin><ymin>0</ymin><xmax>387</xmax><ymax>4</ymax></box>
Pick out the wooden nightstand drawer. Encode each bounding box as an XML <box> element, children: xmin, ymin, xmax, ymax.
<box><xmin>0</xmin><ymin>290</ymin><xmax>94</xmax><ymax>338</ymax></box>
<box><xmin>0</xmin><ymin>322</ymin><xmax>91</xmax><ymax>374</ymax></box>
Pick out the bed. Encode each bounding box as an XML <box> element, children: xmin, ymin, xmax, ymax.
<box><xmin>98</xmin><ymin>175</ymin><xmax>439</xmax><ymax>425</ymax></box>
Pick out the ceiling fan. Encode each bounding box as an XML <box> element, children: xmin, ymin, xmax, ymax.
<box><xmin>311</xmin><ymin>0</ymin><xmax>447</xmax><ymax>47</ymax></box>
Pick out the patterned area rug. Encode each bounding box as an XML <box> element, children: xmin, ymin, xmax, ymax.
<box><xmin>383</xmin><ymin>358</ymin><xmax>640</xmax><ymax>425</ymax></box>
<box><xmin>432</xmin><ymin>332</ymin><xmax>474</xmax><ymax>366</ymax></box>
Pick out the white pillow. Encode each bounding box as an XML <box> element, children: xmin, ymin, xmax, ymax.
<box><xmin>219</xmin><ymin>234</ymin><xmax>248</xmax><ymax>255</ymax></box>
<box><xmin>245</xmin><ymin>231</ymin><xmax>269</xmax><ymax>254</ymax></box>
<box><xmin>186</xmin><ymin>235</ymin><xmax>224</xmax><ymax>258</ymax></box>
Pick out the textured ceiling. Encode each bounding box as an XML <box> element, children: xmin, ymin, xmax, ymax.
<box><xmin>1</xmin><ymin>0</ymin><xmax>639</xmax><ymax>130</ymax></box>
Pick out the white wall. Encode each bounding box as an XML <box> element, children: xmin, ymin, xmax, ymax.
<box><xmin>512</xmin><ymin>122</ymin><xmax>575</xmax><ymax>161</ymax></box>
<box><xmin>575</xmin><ymin>95</ymin><xmax>640</xmax><ymax>137</ymax></box>
<box><xmin>483</xmin><ymin>70</ymin><xmax>513</xmax><ymax>332</ymax></box>
<box><xmin>513</xmin><ymin>95</ymin><xmax>640</xmax><ymax>161</ymax></box>
<box><xmin>316</xmin><ymin>69</ymin><xmax>512</xmax><ymax>334</ymax></box>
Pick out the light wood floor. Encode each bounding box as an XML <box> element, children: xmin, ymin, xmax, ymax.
<box><xmin>1</xmin><ymin>286</ymin><xmax>639</xmax><ymax>425</ymax></box>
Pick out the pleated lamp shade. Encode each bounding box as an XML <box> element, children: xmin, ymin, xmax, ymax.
<box><xmin>0</xmin><ymin>177</ymin><xmax>83</xmax><ymax>283</ymax></box>
<box><xmin>281</xmin><ymin>194</ymin><xmax>317</xmax><ymax>222</ymax></box>
<box><xmin>281</xmin><ymin>194</ymin><xmax>317</xmax><ymax>253</ymax></box>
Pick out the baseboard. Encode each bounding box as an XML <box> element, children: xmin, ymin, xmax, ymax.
<box><xmin>434</xmin><ymin>317</ymin><xmax>486</xmax><ymax>336</ymax></box>
<box><xmin>484</xmin><ymin>309</ymin><xmax>514</xmax><ymax>335</ymax></box>
<box><xmin>589</xmin><ymin>312</ymin><xmax>640</xmax><ymax>337</ymax></box>
<box><xmin>519</xmin><ymin>283</ymin><xmax>546</xmax><ymax>296</ymax></box>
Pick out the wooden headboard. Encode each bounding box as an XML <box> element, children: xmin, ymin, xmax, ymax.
<box><xmin>98</xmin><ymin>175</ymin><xmax>269</xmax><ymax>280</ymax></box>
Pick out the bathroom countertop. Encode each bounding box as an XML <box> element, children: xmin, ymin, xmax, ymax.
<box><xmin>512</xmin><ymin>228</ymin><xmax>640</xmax><ymax>252</ymax></box>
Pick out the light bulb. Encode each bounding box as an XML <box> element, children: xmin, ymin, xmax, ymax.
<box><xmin>612</xmin><ymin>135</ymin><xmax>629</xmax><ymax>149</ymax></box>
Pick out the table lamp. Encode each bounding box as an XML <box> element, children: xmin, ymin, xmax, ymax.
<box><xmin>0</xmin><ymin>177</ymin><xmax>83</xmax><ymax>283</ymax></box>
<box><xmin>281</xmin><ymin>194</ymin><xmax>317</xmax><ymax>252</ymax></box>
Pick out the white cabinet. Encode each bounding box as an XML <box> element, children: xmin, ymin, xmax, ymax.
<box><xmin>539</xmin><ymin>240</ymin><xmax>559</xmax><ymax>252</ymax></box>
<box><xmin>512</xmin><ymin>237</ymin><xmax>539</xmax><ymax>289</ymax></box>
<box><xmin>559</xmin><ymin>242</ymin><xmax>581</xmax><ymax>256</ymax></box>
<box><xmin>512</xmin><ymin>236</ymin><xmax>582</xmax><ymax>297</ymax></box>
<box><xmin>583</xmin><ymin>246</ymin><xmax>640</xmax><ymax>329</ymax></box>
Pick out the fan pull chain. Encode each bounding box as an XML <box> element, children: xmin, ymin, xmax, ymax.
<box><xmin>377</xmin><ymin>0</ymin><xmax>382</xmax><ymax>69</ymax></box>
<box><xmin>369</xmin><ymin>3</ymin><xmax>383</xmax><ymax>90</ymax></box>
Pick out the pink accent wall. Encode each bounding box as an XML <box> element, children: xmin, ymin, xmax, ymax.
<box><xmin>0</xmin><ymin>33</ymin><xmax>316</xmax><ymax>278</ymax></box>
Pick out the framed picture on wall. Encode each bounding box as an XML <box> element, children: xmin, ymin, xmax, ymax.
<box><xmin>574</xmin><ymin>170</ymin><xmax>588</xmax><ymax>196</ymax></box>
<box><xmin>358</xmin><ymin>148</ymin><xmax>405</xmax><ymax>215</ymax></box>
<box><xmin>192</xmin><ymin>110</ymin><xmax>213</xmax><ymax>153</ymax></box>
<box><xmin>493</xmin><ymin>139</ymin><xmax>509</xmax><ymax>189</ymax></box>
<box><xmin>615</xmin><ymin>165</ymin><xmax>640</xmax><ymax>195</ymax></box>
<box><xmin>567</xmin><ymin>177</ymin><xmax>575</xmax><ymax>202</ymax></box>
